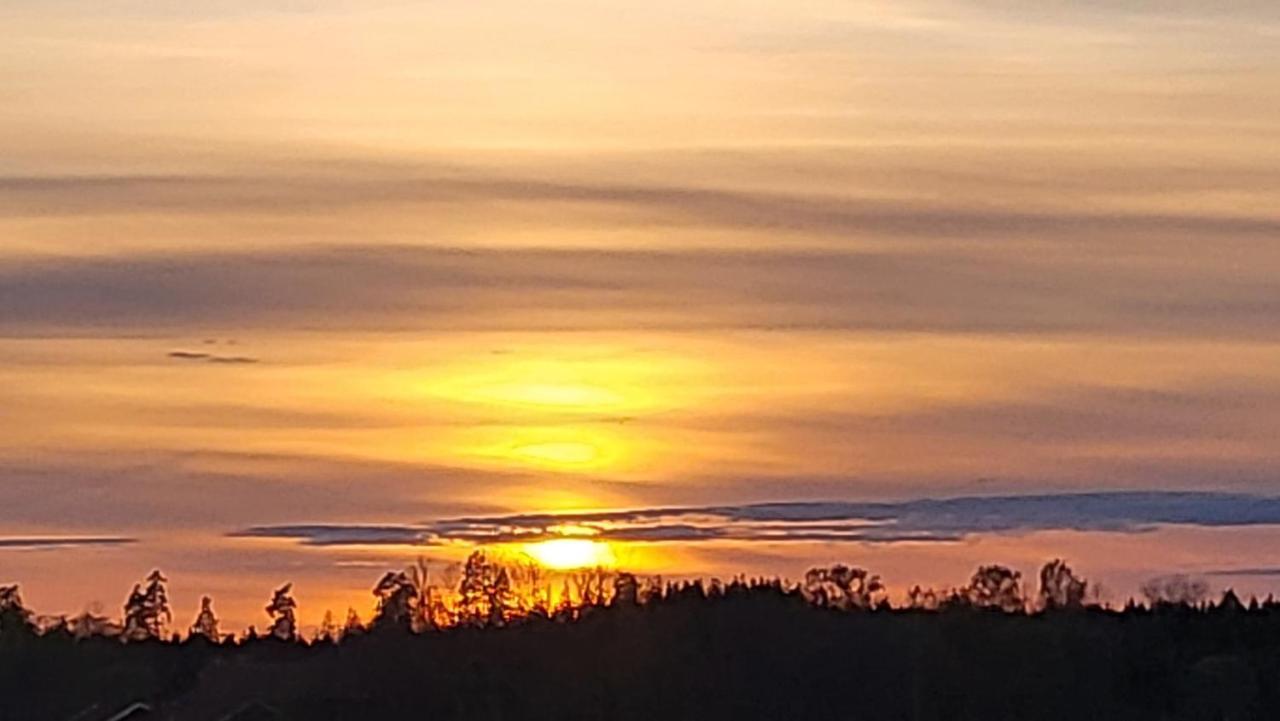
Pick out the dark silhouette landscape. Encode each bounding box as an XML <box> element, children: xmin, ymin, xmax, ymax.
<box><xmin>2</xmin><ymin>555</ymin><xmax>1276</xmax><ymax>720</ymax></box>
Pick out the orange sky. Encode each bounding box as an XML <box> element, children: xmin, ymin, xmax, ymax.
<box><xmin>2</xmin><ymin>0</ymin><xmax>1279</xmax><ymax>630</ymax></box>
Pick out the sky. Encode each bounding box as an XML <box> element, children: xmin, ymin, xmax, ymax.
<box><xmin>2</xmin><ymin>0</ymin><xmax>1280</xmax><ymax>630</ymax></box>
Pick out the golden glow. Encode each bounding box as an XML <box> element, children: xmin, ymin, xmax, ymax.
<box><xmin>545</xmin><ymin>523</ymin><xmax>601</xmax><ymax>537</ymax></box>
<box><xmin>481</xmin><ymin>382</ymin><xmax>623</xmax><ymax>409</ymax></box>
<box><xmin>523</xmin><ymin>538</ymin><xmax>616</xmax><ymax>570</ymax></box>
<box><xmin>512</xmin><ymin>441</ymin><xmax>600</xmax><ymax>466</ymax></box>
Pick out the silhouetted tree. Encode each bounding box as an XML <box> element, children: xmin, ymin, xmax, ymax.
<box><xmin>1038</xmin><ymin>559</ymin><xmax>1087</xmax><ymax>611</ymax></box>
<box><xmin>315</xmin><ymin>610</ymin><xmax>339</xmax><ymax>644</ymax></box>
<box><xmin>0</xmin><ymin>584</ymin><xmax>34</xmax><ymax>636</ymax></box>
<box><xmin>343</xmin><ymin>607</ymin><xmax>365</xmax><ymax>637</ymax></box>
<box><xmin>1216</xmin><ymin>588</ymin><xmax>1245</xmax><ymax>613</ymax></box>
<box><xmin>458</xmin><ymin>551</ymin><xmax>521</xmax><ymax>626</ymax></box>
<box><xmin>962</xmin><ymin>565</ymin><xmax>1024</xmax><ymax>612</ymax></box>
<box><xmin>802</xmin><ymin>565</ymin><xmax>884</xmax><ymax>610</ymax></box>
<box><xmin>489</xmin><ymin>566</ymin><xmax>519</xmax><ymax>625</ymax></box>
<box><xmin>372</xmin><ymin>571</ymin><xmax>418</xmax><ymax>632</ymax></box>
<box><xmin>1141</xmin><ymin>574</ymin><xmax>1209</xmax><ymax>607</ymax></box>
<box><xmin>612</xmin><ymin>572</ymin><xmax>639</xmax><ymax>607</ymax></box>
<box><xmin>554</xmin><ymin>579</ymin><xmax>575</xmax><ymax>622</ymax></box>
<box><xmin>123</xmin><ymin>570</ymin><xmax>172</xmax><ymax>642</ymax></box>
<box><xmin>408</xmin><ymin>557</ymin><xmax>442</xmax><ymax>630</ymax></box>
<box><xmin>189</xmin><ymin>596</ymin><xmax>220</xmax><ymax>642</ymax></box>
<box><xmin>906</xmin><ymin>585</ymin><xmax>943</xmax><ymax>611</ymax></box>
<box><xmin>640</xmin><ymin>575</ymin><xmax>664</xmax><ymax>605</ymax></box>
<box><xmin>68</xmin><ymin>606</ymin><xmax>118</xmax><ymax>639</ymax></box>
<box><xmin>266</xmin><ymin>583</ymin><xmax>298</xmax><ymax>641</ymax></box>
<box><xmin>571</xmin><ymin>567</ymin><xmax>613</xmax><ymax>608</ymax></box>
<box><xmin>458</xmin><ymin>551</ymin><xmax>489</xmax><ymax>624</ymax></box>
<box><xmin>512</xmin><ymin>560</ymin><xmax>550</xmax><ymax>617</ymax></box>
<box><xmin>11</xmin><ymin>557</ymin><xmax>1280</xmax><ymax>721</ymax></box>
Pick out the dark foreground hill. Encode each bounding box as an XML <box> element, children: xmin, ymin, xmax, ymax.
<box><xmin>2</xmin><ymin>587</ymin><xmax>1278</xmax><ymax>721</ymax></box>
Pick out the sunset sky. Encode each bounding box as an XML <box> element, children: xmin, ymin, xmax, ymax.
<box><xmin>3</xmin><ymin>0</ymin><xmax>1280</xmax><ymax>629</ymax></box>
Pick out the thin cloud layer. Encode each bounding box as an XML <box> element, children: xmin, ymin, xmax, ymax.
<box><xmin>4</xmin><ymin>244</ymin><xmax>1279</xmax><ymax>339</ymax></box>
<box><xmin>0</xmin><ymin>536</ymin><xmax>136</xmax><ymax>549</ymax></box>
<box><xmin>4</xmin><ymin>172</ymin><xmax>1278</xmax><ymax>239</ymax></box>
<box><xmin>231</xmin><ymin>491</ymin><xmax>1280</xmax><ymax>548</ymax></box>
<box><xmin>168</xmin><ymin>350</ymin><xmax>259</xmax><ymax>364</ymax></box>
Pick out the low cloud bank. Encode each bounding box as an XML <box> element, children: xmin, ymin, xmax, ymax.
<box><xmin>231</xmin><ymin>491</ymin><xmax>1280</xmax><ymax>547</ymax></box>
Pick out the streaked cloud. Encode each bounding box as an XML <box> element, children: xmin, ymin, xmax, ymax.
<box><xmin>0</xmin><ymin>536</ymin><xmax>136</xmax><ymax>549</ymax></box>
<box><xmin>232</xmin><ymin>491</ymin><xmax>1280</xmax><ymax>547</ymax></box>
<box><xmin>168</xmin><ymin>350</ymin><xmax>260</xmax><ymax>364</ymax></box>
<box><xmin>4</xmin><ymin>243</ymin><xmax>1279</xmax><ymax>339</ymax></box>
<box><xmin>3</xmin><ymin>171</ymin><xmax>1277</xmax><ymax>239</ymax></box>
<box><xmin>1205</xmin><ymin>568</ymin><xmax>1280</xmax><ymax>578</ymax></box>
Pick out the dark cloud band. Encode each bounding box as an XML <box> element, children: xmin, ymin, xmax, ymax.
<box><xmin>230</xmin><ymin>491</ymin><xmax>1280</xmax><ymax>548</ymax></box>
<box><xmin>0</xmin><ymin>537</ymin><xmax>136</xmax><ymax>549</ymax></box>
<box><xmin>4</xmin><ymin>243</ymin><xmax>1279</xmax><ymax>339</ymax></box>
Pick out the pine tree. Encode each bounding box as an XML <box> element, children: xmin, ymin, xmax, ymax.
<box><xmin>265</xmin><ymin>583</ymin><xmax>298</xmax><ymax>641</ymax></box>
<box><xmin>458</xmin><ymin>550</ymin><xmax>492</xmax><ymax>625</ymax></box>
<box><xmin>372</xmin><ymin>571</ymin><xmax>418</xmax><ymax>632</ymax></box>
<box><xmin>189</xmin><ymin>596</ymin><xmax>220</xmax><ymax>642</ymax></box>
<box><xmin>316</xmin><ymin>610</ymin><xmax>339</xmax><ymax>643</ymax></box>
<box><xmin>123</xmin><ymin>570</ymin><xmax>172</xmax><ymax>641</ymax></box>
<box><xmin>343</xmin><ymin>607</ymin><xmax>365</xmax><ymax>637</ymax></box>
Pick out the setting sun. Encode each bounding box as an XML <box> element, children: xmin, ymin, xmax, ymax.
<box><xmin>523</xmin><ymin>538</ymin><xmax>616</xmax><ymax>570</ymax></box>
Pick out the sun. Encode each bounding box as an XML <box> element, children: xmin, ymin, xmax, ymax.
<box><xmin>523</xmin><ymin>538</ymin><xmax>616</xmax><ymax>570</ymax></box>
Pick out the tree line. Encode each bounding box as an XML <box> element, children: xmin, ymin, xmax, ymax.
<box><xmin>1</xmin><ymin>553</ymin><xmax>1276</xmax><ymax>720</ymax></box>
<box><xmin>0</xmin><ymin>553</ymin><xmax>1251</xmax><ymax>645</ymax></box>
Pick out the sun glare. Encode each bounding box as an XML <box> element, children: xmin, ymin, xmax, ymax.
<box><xmin>523</xmin><ymin>538</ymin><xmax>616</xmax><ymax>570</ymax></box>
<box><xmin>513</xmin><ymin>441</ymin><xmax>601</xmax><ymax>466</ymax></box>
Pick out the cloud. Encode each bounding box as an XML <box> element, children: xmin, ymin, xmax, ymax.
<box><xmin>231</xmin><ymin>491</ymin><xmax>1280</xmax><ymax>548</ymax></box>
<box><xmin>2</xmin><ymin>172</ymin><xmax>1278</xmax><ymax>241</ymax></box>
<box><xmin>1204</xmin><ymin>568</ymin><xmax>1280</xmax><ymax>577</ymax></box>
<box><xmin>0</xmin><ymin>450</ymin><xmax>519</xmax><ymax>532</ymax></box>
<box><xmin>0</xmin><ymin>536</ymin><xmax>136</xmax><ymax>549</ymax></box>
<box><xmin>4</xmin><ymin>243</ymin><xmax>1279</xmax><ymax>340</ymax></box>
<box><xmin>168</xmin><ymin>350</ymin><xmax>259</xmax><ymax>364</ymax></box>
<box><xmin>231</xmin><ymin>524</ymin><xmax>429</xmax><ymax>546</ymax></box>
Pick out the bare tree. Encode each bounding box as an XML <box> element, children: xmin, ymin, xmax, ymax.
<box><xmin>408</xmin><ymin>557</ymin><xmax>436</xmax><ymax>630</ymax></box>
<box><xmin>1038</xmin><ymin>559</ymin><xmax>1088</xmax><ymax>611</ymax></box>
<box><xmin>554</xmin><ymin>579</ymin><xmax>576</xmax><ymax>622</ymax></box>
<box><xmin>189</xmin><ymin>596</ymin><xmax>221</xmax><ymax>642</ymax></box>
<box><xmin>572</xmin><ymin>567</ymin><xmax>614</xmax><ymax>608</ymax></box>
<box><xmin>266</xmin><ymin>583</ymin><xmax>299</xmax><ymax>641</ymax></box>
<box><xmin>511</xmin><ymin>559</ymin><xmax>549</xmax><ymax>617</ymax></box>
